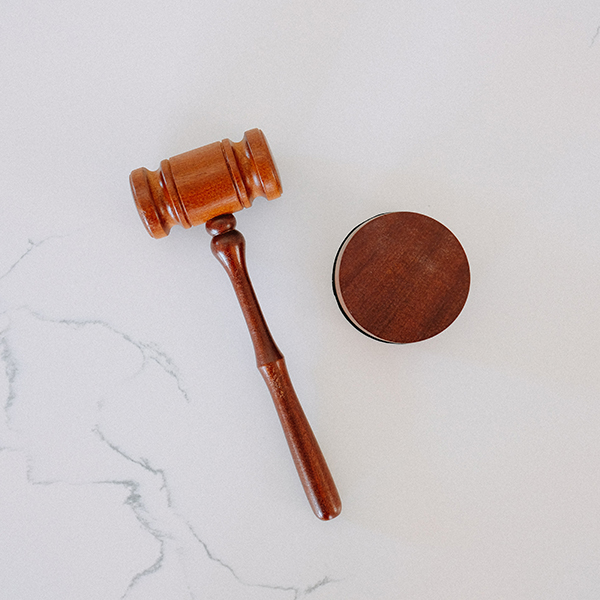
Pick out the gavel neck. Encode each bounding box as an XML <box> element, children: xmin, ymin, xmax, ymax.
<box><xmin>207</xmin><ymin>214</ymin><xmax>284</xmax><ymax>368</ymax></box>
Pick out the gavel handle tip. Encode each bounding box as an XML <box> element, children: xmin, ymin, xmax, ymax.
<box><xmin>259</xmin><ymin>359</ymin><xmax>342</xmax><ymax>521</ymax></box>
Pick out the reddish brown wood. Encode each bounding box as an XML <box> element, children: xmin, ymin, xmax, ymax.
<box><xmin>130</xmin><ymin>130</ymin><xmax>341</xmax><ymax>519</ymax></box>
<box><xmin>333</xmin><ymin>212</ymin><xmax>470</xmax><ymax>343</ymax></box>
<box><xmin>130</xmin><ymin>128</ymin><xmax>282</xmax><ymax>238</ymax></box>
<box><xmin>208</xmin><ymin>213</ymin><xmax>341</xmax><ymax>520</ymax></box>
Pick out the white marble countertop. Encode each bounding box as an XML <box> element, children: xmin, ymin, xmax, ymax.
<box><xmin>1</xmin><ymin>1</ymin><xmax>599</xmax><ymax>598</ymax></box>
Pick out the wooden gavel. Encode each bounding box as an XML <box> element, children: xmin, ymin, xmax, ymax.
<box><xmin>130</xmin><ymin>129</ymin><xmax>341</xmax><ymax>520</ymax></box>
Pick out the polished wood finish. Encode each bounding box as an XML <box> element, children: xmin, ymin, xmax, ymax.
<box><xmin>333</xmin><ymin>212</ymin><xmax>470</xmax><ymax>344</ymax></box>
<box><xmin>129</xmin><ymin>131</ymin><xmax>341</xmax><ymax>519</ymax></box>
<box><xmin>130</xmin><ymin>128</ymin><xmax>282</xmax><ymax>238</ymax></box>
<box><xmin>208</xmin><ymin>214</ymin><xmax>341</xmax><ymax>520</ymax></box>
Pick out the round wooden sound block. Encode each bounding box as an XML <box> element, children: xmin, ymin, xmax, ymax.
<box><xmin>333</xmin><ymin>212</ymin><xmax>470</xmax><ymax>344</ymax></box>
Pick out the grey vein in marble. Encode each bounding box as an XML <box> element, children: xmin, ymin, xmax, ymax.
<box><xmin>93</xmin><ymin>426</ymin><xmax>173</xmax><ymax>507</ymax></box>
<box><xmin>0</xmin><ymin>235</ymin><xmax>68</xmax><ymax>282</ymax></box>
<box><xmin>96</xmin><ymin>427</ymin><xmax>335</xmax><ymax>599</ymax></box>
<box><xmin>24</xmin><ymin>308</ymin><xmax>192</xmax><ymax>403</ymax></box>
<box><xmin>0</xmin><ymin>239</ymin><xmax>41</xmax><ymax>282</ymax></box>
<box><xmin>21</xmin><ymin>470</ymin><xmax>170</xmax><ymax>600</ymax></box>
<box><xmin>188</xmin><ymin>523</ymin><xmax>337</xmax><ymax>600</ymax></box>
<box><xmin>0</xmin><ymin>331</ymin><xmax>20</xmax><ymax>451</ymax></box>
<box><xmin>592</xmin><ymin>25</ymin><xmax>600</xmax><ymax>47</ymax></box>
<box><xmin>89</xmin><ymin>427</ymin><xmax>176</xmax><ymax>597</ymax></box>
<box><xmin>121</xmin><ymin>548</ymin><xmax>166</xmax><ymax>600</ymax></box>
<box><xmin>303</xmin><ymin>576</ymin><xmax>336</xmax><ymax>596</ymax></box>
<box><xmin>0</xmin><ymin>335</ymin><xmax>17</xmax><ymax>412</ymax></box>
<box><xmin>186</xmin><ymin>524</ymin><xmax>298</xmax><ymax>598</ymax></box>
<box><xmin>0</xmin><ymin>303</ymin><xmax>335</xmax><ymax>599</ymax></box>
<box><xmin>119</xmin><ymin>479</ymin><xmax>169</xmax><ymax>600</ymax></box>
<box><xmin>94</xmin><ymin>425</ymin><xmax>257</xmax><ymax>598</ymax></box>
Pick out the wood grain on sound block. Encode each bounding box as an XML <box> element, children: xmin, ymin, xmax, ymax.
<box><xmin>333</xmin><ymin>212</ymin><xmax>470</xmax><ymax>344</ymax></box>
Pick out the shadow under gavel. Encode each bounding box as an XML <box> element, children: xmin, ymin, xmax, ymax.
<box><xmin>129</xmin><ymin>129</ymin><xmax>341</xmax><ymax>520</ymax></box>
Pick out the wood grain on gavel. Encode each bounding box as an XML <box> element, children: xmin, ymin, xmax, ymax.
<box><xmin>129</xmin><ymin>129</ymin><xmax>341</xmax><ymax>520</ymax></box>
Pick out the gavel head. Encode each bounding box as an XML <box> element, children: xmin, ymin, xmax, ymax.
<box><xmin>129</xmin><ymin>128</ymin><xmax>282</xmax><ymax>238</ymax></box>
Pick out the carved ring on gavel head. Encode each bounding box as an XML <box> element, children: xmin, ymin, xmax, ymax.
<box><xmin>129</xmin><ymin>129</ymin><xmax>342</xmax><ymax>520</ymax></box>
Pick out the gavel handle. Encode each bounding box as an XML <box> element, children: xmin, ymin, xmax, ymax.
<box><xmin>206</xmin><ymin>214</ymin><xmax>341</xmax><ymax>520</ymax></box>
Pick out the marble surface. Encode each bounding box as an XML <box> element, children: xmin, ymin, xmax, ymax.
<box><xmin>1</xmin><ymin>1</ymin><xmax>600</xmax><ymax>598</ymax></box>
